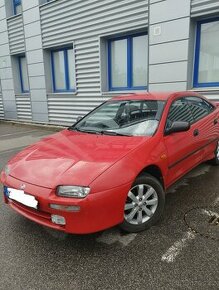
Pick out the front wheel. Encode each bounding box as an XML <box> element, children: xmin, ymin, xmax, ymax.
<box><xmin>120</xmin><ymin>174</ymin><xmax>165</xmax><ymax>233</ymax></box>
<box><xmin>210</xmin><ymin>141</ymin><xmax>219</xmax><ymax>165</ymax></box>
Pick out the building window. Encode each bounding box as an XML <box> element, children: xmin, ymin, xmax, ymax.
<box><xmin>13</xmin><ymin>0</ymin><xmax>22</xmax><ymax>15</ymax></box>
<box><xmin>51</xmin><ymin>48</ymin><xmax>75</xmax><ymax>92</ymax></box>
<box><xmin>108</xmin><ymin>33</ymin><xmax>148</xmax><ymax>91</ymax></box>
<box><xmin>194</xmin><ymin>18</ymin><xmax>219</xmax><ymax>87</ymax></box>
<box><xmin>19</xmin><ymin>56</ymin><xmax>29</xmax><ymax>93</ymax></box>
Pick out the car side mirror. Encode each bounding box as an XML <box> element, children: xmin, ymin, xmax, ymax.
<box><xmin>165</xmin><ymin>121</ymin><xmax>190</xmax><ymax>136</ymax></box>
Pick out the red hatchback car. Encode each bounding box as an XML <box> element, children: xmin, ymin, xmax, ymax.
<box><xmin>1</xmin><ymin>92</ymin><xmax>219</xmax><ymax>234</ymax></box>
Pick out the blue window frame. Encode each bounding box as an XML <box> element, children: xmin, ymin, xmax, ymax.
<box><xmin>13</xmin><ymin>0</ymin><xmax>22</xmax><ymax>15</ymax></box>
<box><xmin>108</xmin><ymin>33</ymin><xmax>148</xmax><ymax>91</ymax></box>
<box><xmin>51</xmin><ymin>47</ymin><xmax>75</xmax><ymax>92</ymax></box>
<box><xmin>194</xmin><ymin>17</ymin><xmax>219</xmax><ymax>88</ymax></box>
<box><xmin>18</xmin><ymin>56</ymin><xmax>29</xmax><ymax>93</ymax></box>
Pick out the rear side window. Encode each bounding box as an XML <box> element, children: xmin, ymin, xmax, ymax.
<box><xmin>166</xmin><ymin>98</ymin><xmax>194</xmax><ymax>129</ymax></box>
<box><xmin>186</xmin><ymin>97</ymin><xmax>215</xmax><ymax>122</ymax></box>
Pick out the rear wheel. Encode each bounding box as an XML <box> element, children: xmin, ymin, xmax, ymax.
<box><xmin>120</xmin><ymin>174</ymin><xmax>165</xmax><ymax>233</ymax></box>
<box><xmin>210</xmin><ymin>141</ymin><xmax>219</xmax><ymax>165</ymax></box>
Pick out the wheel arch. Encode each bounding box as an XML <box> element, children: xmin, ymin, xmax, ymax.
<box><xmin>137</xmin><ymin>165</ymin><xmax>165</xmax><ymax>188</ymax></box>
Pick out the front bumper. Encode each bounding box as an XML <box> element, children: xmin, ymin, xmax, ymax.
<box><xmin>2</xmin><ymin>175</ymin><xmax>132</xmax><ymax>234</ymax></box>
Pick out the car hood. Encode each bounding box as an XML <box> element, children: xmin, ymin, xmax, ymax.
<box><xmin>7</xmin><ymin>129</ymin><xmax>149</xmax><ymax>188</ymax></box>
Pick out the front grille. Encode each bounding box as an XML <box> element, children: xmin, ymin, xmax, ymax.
<box><xmin>8</xmin><ymin>199</ymin><xmax>65</xmax><ymax>231</ymax></box>
<box><xmin>11</xmin><ymin>200</ymin><xmax>51</xmax><ymax>221</ymax></box>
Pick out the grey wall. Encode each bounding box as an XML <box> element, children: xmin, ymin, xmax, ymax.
<box><xmin>148</xmin><ymin>0</ymin><xmax>191</xmax><ymax>91</ymax></box>
<box><xmin>0</xmin><ymin>0</ymin><xmax>17</xmax><ymax>120</ymax></box>
<box><xmin>7</xmin><ymin>15</ymin><xmax>25</xmax><ymax>54</ymax></box>
<box><xmin>0</xmin><ymin>76</ymin><xmax>4</xmax><ymax>118</ymax></box>
<box><xmin>22</xmin><ymin>0</ymin><xmax>48</xmax><ymax>123</ymax></box>
<box><xmin>39</xmin><ymin>0</ymin><xmax>149</xmax><ymax>125</ymax></box>
<box><xmin>0</xmin><ymin>0</ymin><xmax>219</xmax><ymax>125</ymax></box>
<box><xmin>191</xmin><ymin>0</ymin><xmax>219</xmax><ymax>17</ymax></box>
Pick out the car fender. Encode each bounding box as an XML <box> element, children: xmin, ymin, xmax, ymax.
<box><xmin>90</xmin><ymin>136</ymin><xmax>169</xmax><ymax>193</ymax></box>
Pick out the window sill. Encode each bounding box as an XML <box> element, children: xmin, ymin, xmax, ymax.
<box><xmin>7</xmin><ymin>14</ymin><xmax>22</xmax><ymax>21</ymax></box>
<box><xmin>47</xmin><ymin>92</ymin><xmax>77</xmax><ymax>96</ymax></box>
<box><xmin>15</xmin><ymin>93</ymin><xmax>30</xmax><ymax>96</ymax></box>
<box><xmin>39</xmin><ymin>0</ymin><xmax>57</xmax><ymax>8</ymax></box>
<box><xmin>191</xmin><ymin>87</ymin><xmax>219</xmax><ymax>92</ymax></box>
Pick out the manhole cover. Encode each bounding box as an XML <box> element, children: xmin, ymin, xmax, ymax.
<box><xmin>184</xmin><ymin>207</ymin><xmax>219</xmax><ymax>241</ymax></box>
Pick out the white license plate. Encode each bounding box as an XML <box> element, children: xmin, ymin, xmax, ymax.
<box><xmin>7</xmin><ymin>187</ymin><xmax>38</xmax><ymax>209</ymax></box>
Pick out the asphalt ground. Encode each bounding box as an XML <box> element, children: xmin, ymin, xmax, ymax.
<box><xmin>0</xmin><ymin>122</ymin><xmax>218</xmax><ymax>290</ymax></box>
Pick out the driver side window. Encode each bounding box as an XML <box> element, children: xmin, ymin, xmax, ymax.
<box><xmin>166</xmin><ymin>98</ymin><xmax>194</xmax><ymax>130</ymax></box>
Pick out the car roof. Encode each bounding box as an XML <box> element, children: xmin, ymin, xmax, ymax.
<box><xmin>109</xmin><ymin>91</ymin><xmax>202</xmax><ymax>101</ymax></box>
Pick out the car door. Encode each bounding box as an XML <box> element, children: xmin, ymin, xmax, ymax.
<box><xmin>164</xmin><ymin>97</ymin><xmax>203</xmax><ymax>187</ymax></box>
<box><xmin>186</xmin><ymin>96</ymin><xmax>219</xmax><ymax>160</ymax></box>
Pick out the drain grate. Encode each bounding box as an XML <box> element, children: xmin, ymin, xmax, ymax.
<box><xmin>184</xmin><ymin>206</ymin><xmax>219</xmax><ymax>241</ymax></box>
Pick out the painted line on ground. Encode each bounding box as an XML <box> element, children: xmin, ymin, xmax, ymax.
<box><xmin>0</xmin><ymin>130</ymin><xmax>38</xmax><ymax>138</ymax></box>
<box><xmin>213</xmin><ymin>196</ymin><xmax>219</xmax><ymax>206</ymax></box>
<box><xmin>162</xmin><ymin>195</ymin><xmax>219</xmax><ymax>263</ymax></box>
<box><xmin>0</xmin><ymin>133</ymin><xmax>50</xmax><ymax>152</ymax></box>
<box><xmin>0</xmin><ymin>146</ymin><xmax>27</xmax><ymax>156</ymax></box>
<box><xmin>202</xmin><ymin>209</ymin><xmax>219</xmax><ymax>218</ymax></box>
<box><xmin>161</xmin><ymin>231</ymin><xmax>196</xmax><ymax>263</ymax></box>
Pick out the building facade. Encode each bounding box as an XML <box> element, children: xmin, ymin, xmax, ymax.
<box><xmin>0</xmin><ymin>0</ymin><xmax>219</xmax><ymax>125</ymax></box>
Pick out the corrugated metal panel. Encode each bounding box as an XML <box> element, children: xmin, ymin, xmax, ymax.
<box><xmin>15</xmin><ymin>95</ymin><xmax>32</xmax><ymax>121</ymax></box>
<box><xmin>7</xmin><ymin>15</ymin><xmax>25</xmax><ymax>55</ymax></box>
<box><xmin>40</xmin><ymin>0</ymin><xmax>148</xmax><ymax>47</ymax></box>
<box><xmin>191</xmin><ymin>0</ymin><xmax>219</xmax><ymax>17</ymax></box>
<box><xmin>40</xmin><ymin>0</ymin><xmax>148</xmax><ymax>125</ymax></box>
<box><xmin>0</xmin><ymin>95</ymin><xmax>4</xmax><ymax>119</ymax></box>
<box><xmin>47</xmin><ymin>94</ymin><xmax>109</xmax><ymax>125</ymax></box>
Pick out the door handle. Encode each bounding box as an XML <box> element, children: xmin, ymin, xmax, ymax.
<box><xmin>193</xmin><ymin>129</ymin><xmax>199</xmax><ymax>137</ymax></box>
<box><xmin>214</xmin><ymin>119</ymin><xmax>218</xmax><ymax>125</ymax></box>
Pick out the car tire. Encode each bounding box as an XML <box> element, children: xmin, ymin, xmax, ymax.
<box><xmin>120</xmin><ymin>174</ymin><xmax>165</xmax><ymax>233</ymax></box>
<box><xmin>210</xmin><ymin>141</ymin><xmax>219</xmax><ymax>166</ymax></box>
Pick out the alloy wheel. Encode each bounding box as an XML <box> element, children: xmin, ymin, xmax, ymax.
<box><xmin>124</xmin><ymin>184</ymin><xmax>158</xmax><ymax>225</ymax></box>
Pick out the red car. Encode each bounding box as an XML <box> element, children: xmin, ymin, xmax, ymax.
<box><xmin>1</xmin><ymin>92</ymin><xmax>219</xmax><ymax>234</ymax></box>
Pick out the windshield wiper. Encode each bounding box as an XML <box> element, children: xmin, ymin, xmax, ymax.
<box><xmin>69</xmin><ymin>127</ymin><xmax>131</xmax><ymax>136</ymax></box>
<box><xmin>69</xmin><ymin>127</ymin><xmax>100</xmax><ymax>134</ymax></box>
<box><xmin>101</xmin><ymin>131</ymin><xmax>131</xmax><ymax>136</ymax></box>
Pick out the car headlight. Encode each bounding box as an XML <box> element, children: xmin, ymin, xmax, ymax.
<box><xmin>57</xmin><ymin>186</ymin><xmax>90</xmax><ymax>198</ymax></box>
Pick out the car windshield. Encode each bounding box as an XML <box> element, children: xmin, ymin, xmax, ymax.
<box><xmin>72</xmin><ymin>100</ymin><xmax>166</xmax><ymax>136</ymax></box>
